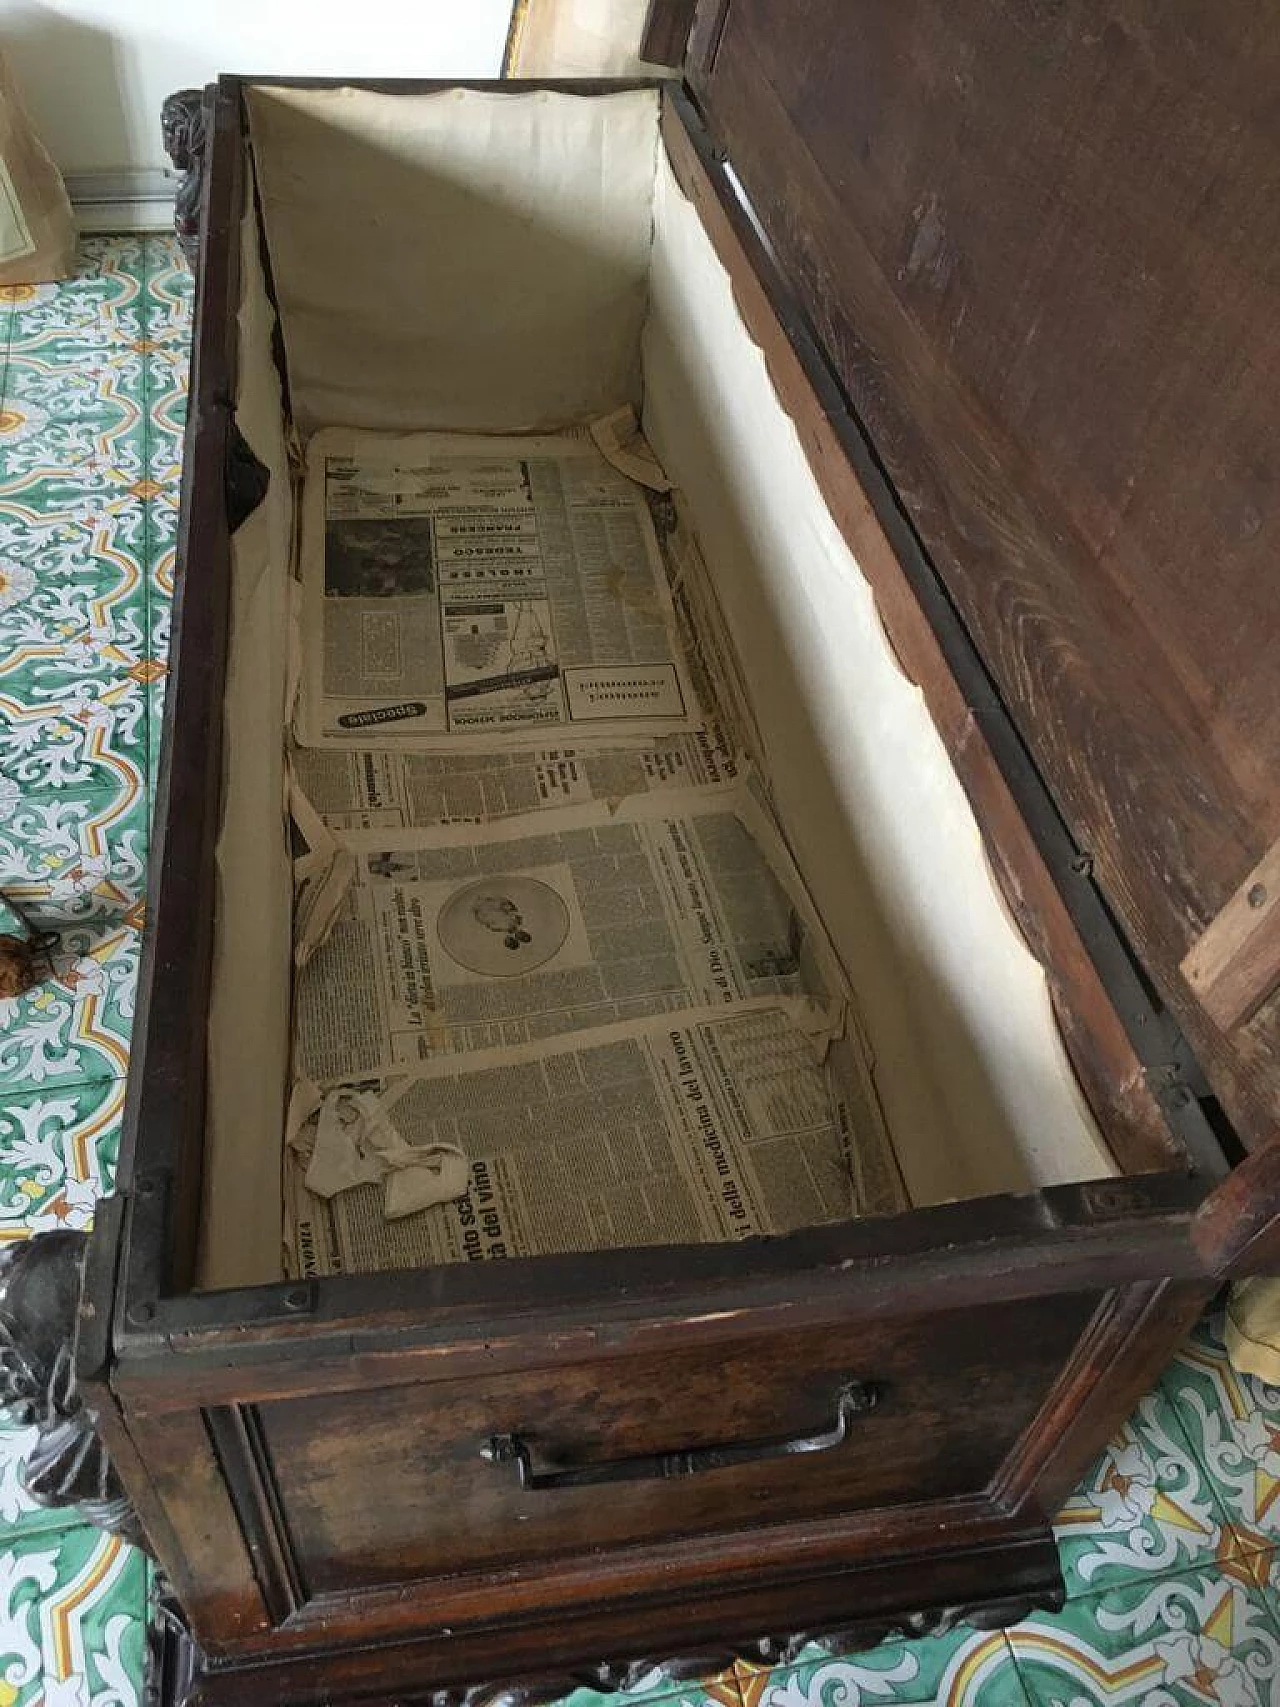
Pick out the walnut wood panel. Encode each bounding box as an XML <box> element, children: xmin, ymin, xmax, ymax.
<box><xmin>114</xmin><ymin>1173</ymin><xmax>1208</xmax><ymax>1409</ymax></box>
<box><xmin>694</xmin><ymin>1</ymin><xmax>1280</xmax><ymax>1146</ymax></box>
<box><xmin>254</xmin><ymin>1295</ymin><xmax>1094</xmax><ymax>1599</ymax></box>
<box><xmin>640</xmin><ymin>0</ymin><xmax>700</xmax><ymax>64</ymax></box>
<box><xmin>991</xmin><ymin>1276</ymin><xmax>1209</xmax><ymax>1518</ymax></box>
<box><xmin>1193</xmin><ymin>1135</ymin><xmax>1280</xmax><ymax>1277</ymax></box>
<box><xmin>122</xmin><ymin>1407</ymin><xmax>269</xmax><ymax>1652</ymax></box>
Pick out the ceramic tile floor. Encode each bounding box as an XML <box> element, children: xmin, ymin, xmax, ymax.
<box><xmin>2</xmin><ymin>237</ymin><xmax>1279</xmax><ymax>1707</ymax></box>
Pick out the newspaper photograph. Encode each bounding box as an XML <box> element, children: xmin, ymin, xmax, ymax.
<box><xmin>295</xmin><ymin>428</ymin><xmax>702</xmax><ymax>749</ymax></box>
<box><xmin>284</xmin><ymin>1005</ymin><xmax>907</xmax><ymax>1278</ymax></box>
<box><xmin>288</xmin><ymin>727</ymin><xmax>737</xmax><ymax>831</ymax></box>
<box><xmin>291</xmin><ymin>785</ymin><xmax>844</xmax><ymax>1084</ymax></box>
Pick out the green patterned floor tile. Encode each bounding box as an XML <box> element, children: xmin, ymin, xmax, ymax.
<box><xmin>141</xmin><ymin>232</ymin><xmax>190</xmax><ymax>678</ymax></box>
<box><xmin>0</xmin><ymin>618</ymin><xmax>151</xmax><ymax>798</ymax></box>
<box><xmin>142</xmin><ymin>234</ymin><xmax>192</xmax><ymax>335</ymax></box>
<box><xmin>0</xmin><ymin>1075</ymin><xmax>124</xmax><ymax>1238</ymax></box>
<box><xmin>143</xmin><ymin>494</ymin><xmax>179</xmax><ymax>635</ymax></box>
<box><xmin>0</xmin><ymin>377</ymin><xmax>149</xmax><ymax>505</ymax></box>
<box><xmin>0</xmin><ymin>416</ymin><xmax>147</xmax><ymax>562</ymax></box>
<box><xmin>142</xmin><ymin>234</ymin><xmax>190</xmax><ymax>440</ymax></box>
<box><xmin>1</xmin><ymin>257</ymin><xmax>155</xmax><ymax>801</ymax></box>
<box><xmin>0</xmin><ymin>240</ymin><xmax>145</xmax><ymax>429</ymax></box>
<box><xmin>0</xmin><ymin>436</ymin><xmax>149</xmax><ymax>628</ymax></box>
<box><xmin>0</xmin><ymin>785</ymin><xmax>145</xmax><ymax>1089</ymax></box>
<box><xmin>144</xmin><ymin>677</ymin><xmax>167</xmax><ymax>805</ymax></box>
<box><xmin>0</xmin><ymin>782</ymin><xmax>147</xmax><ymax>917</ymax></box>
<box><xmin>0</xmin><ymin>282</ymin><xmax>39</xmax><ymax>341</ymax></box>
<box><xmin>648</xmin><ymin>1678</ymin><xmax>743</xmax><ymax>1707</ymax></box>
<box><xmin>2</xmin><ymin>354</ymin><xmax>145</xmax><ymax>442</ymax></box>
<box><xmin>5</xmin><ymin>251</ymin><xmax>145</xmax><ymax>349</ymax></box>
<box><xmin>0</xmin><ymin>580</ymin><xmax>151</xmax><ymax>777</ymax></box>
<box><xmin>144</xmin><ymin>576</ymin><xmax>171</xmax><ymax>668</ymax></box>
<box><xmin>1</xmin><ymin>237</ymin><xmax>152</xmax><ymax>700</ymax></box>
<box><xmin>0</xmin><ymin>697</ymin><xmax>148</xmax><ymax>802</ymax></box>
<box><xmin>0</xmin><ymin>240</ymin><xmax>145</xmax><ymax>345</ymax></box>
<box><xmin>734</xmin><ymin>1628</ymin><xmax>1031</xmax><ymax>1707</ymax></box>
<box><xmin>0</xmin><ymin>1526</ymin><xmax>148</xmax><ymax>1707</ymax></box>
<box><xmin>1006</xmin><ymin>1564</ymin><xmax>1280</xmax><ymax>1706</ymax></box>
<box><xmin>1237</xmin><ymin>1539</ymin><xmax>1280</xmax><ymax>1660</ymax></box>
<box><xmin>146</xmin><ymin>386</ymin><xmax>187</xmax><ymax>487</ymax></box>
<box><xmin>1053</xmin><ymin>1387</ymin><xmax>1228</xmax><ymax>1596</ymax></box>
<box><xmin>1162</xmin><ymin>1309</ymin><xmax>1280</xmax><ymax>1556</ymax></box>
<box><xmin>1223</xmin><ymin>1538</ymin><xmax>1280</xmax><ymax>1596</ymax></box>
<box><xmin>141</xmin><ymin>332</ymin><xmax>190</xmax><ymax>441</ymax></box>
<box><xmin>142</xmin><ymin>506</ymin><xmax>175</xmax><ymax>679</ymax></box>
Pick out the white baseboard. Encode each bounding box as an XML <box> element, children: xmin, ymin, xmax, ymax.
<box><xmin>66</xmin><ymin>170</ymin><xmax>175</xmax><ymax>234</ymax></box>
<box><xmin>74</xmin><ymin>202</ymin><xmax>175</xmax><ymax>233</ymax></box>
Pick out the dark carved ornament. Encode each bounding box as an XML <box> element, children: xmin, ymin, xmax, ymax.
<box><xmin>406</xmin><ymin>1594</ymin><xmax>1055</xmax><ymax>1707</ymax></box>
<box><xmin>161</xmin><ymin>88</ymin><xmax>208</xmax><ymax>268</ymax></box>
<box><xmin>147</xmin><ymin>1573</ymin><xmax>201</xmax><ymax>1707</ymax></box>
<box><xmin>0</xmin><ymin>1230</ymin><xmax>145</xmax><ymax>1548</ymax></box>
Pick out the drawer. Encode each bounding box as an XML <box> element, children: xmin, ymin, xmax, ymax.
<box><xmin>246</xmin><ymin>1290</ymin><xmax>1098</xmax><ymax>1601</ymax></box>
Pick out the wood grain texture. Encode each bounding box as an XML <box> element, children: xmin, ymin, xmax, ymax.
<box><xmin>991</xmin><ymin>1277</ymin><xmax>1209</xmax><ymax>1518</ymax></box>
<box><xmin>694</xmin><ymin>0</ymin><xmax>1280</xmax><ymax>1145</ymax></box>
<box><xmin>1183</xmin><ymin>837</ymin><xmax>1280</xmax><ymax>1029</ymax></box>
<box><xmin>119</xmin><ymin>1405</ymin><xmax>270</xmax><ymax>1652</ymax></box>
<box><xmin>1193</xmin><ymin>1134</ymin><xmax>1280</xmax><ymax>1277</ymax></box>
<box><xmin>255</xmin><ymin>1298</ymin><xmax>1093</xmax><ymax>1601</ymax></box>
<box><xmin>114</xmin><ymin>1174</ymin><xmax>1209</xmax><ymax>1411</ymax></box>
<box><xmin>640</xmin><ymin>0</ymin><xmax>700</xmax><ymax>64</ymax></box>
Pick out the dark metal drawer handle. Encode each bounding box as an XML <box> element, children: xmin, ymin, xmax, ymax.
<box><xmin>480</xmin><ymin>1379</ymin><xmax>882</xmax><ymax>1491</ymax></box>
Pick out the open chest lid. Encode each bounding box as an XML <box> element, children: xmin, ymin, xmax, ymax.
<box><xmin>646</xmin><ymin>0</ymin><xmax>1280</xmax><ymax>1150</ymax></box>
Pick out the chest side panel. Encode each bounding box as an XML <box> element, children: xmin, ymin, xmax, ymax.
<box><xmin>236</xmin><ymin>1292</ymin><xmax>1096</xmax><ymax>1607</ymax></box>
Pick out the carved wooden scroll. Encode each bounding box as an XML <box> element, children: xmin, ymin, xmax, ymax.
<box><xmin>0</xmin><ymin>1231</ymin><xmax>144</xmax><ymax>1547</ymax></box>
<box><xmin>161</xmin><ymin>88</ymin><xmax>208</xmax><ymax>268</ymax></box>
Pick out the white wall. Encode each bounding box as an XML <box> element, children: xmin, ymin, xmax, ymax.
<box><xmin>1</xmin><ymin>0</ymin><xmax>514</xmax><ymax>174</ymax></box>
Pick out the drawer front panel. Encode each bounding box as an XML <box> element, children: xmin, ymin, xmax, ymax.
<box><xmin>249</xmin><ymin>1291</ymin><xmax>1098</xmax><ymax>1601</ymax></box>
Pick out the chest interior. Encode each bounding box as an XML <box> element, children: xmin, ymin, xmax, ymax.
<box><xmin>181</xmin><ymin>80</ymin><xmax>1218</xmax><ymax>1293</ymax></box>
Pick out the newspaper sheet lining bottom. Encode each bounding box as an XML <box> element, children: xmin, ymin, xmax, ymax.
<box><xmin>284</xmin><ymin>1004</ymin><xmax>908</xmax><ymax>1278</ymax></box>
<box><xmin>280</xmin><ymin>424</ymin><xmax>910</xmax><ymax>1281</ymax></box>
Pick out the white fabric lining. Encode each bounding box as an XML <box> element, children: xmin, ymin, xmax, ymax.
<box><xmin>244</xmin><ymin>86</ymin><xmax>661</xmax><ymax>439</ymax></box>
<box><xmin>641</xmin><ymin>150</ymin><xmax>1113</xmax><ymax>1202</ymax></box>
<box><xmin>197</xmin><ymin>171</ymin><xmax>295</xmax><ymax>1290</ymax></box>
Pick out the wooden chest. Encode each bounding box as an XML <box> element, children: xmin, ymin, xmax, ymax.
<box><xmin>9</xmin><ymin>5</ymin><xmax>1280</xmax><ymax>1704</ymax></box>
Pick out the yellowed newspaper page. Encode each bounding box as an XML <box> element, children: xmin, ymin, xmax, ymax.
<box><xmin>291</xmin><ymin>784</ymin><xmax>844</xmax><ymax>1083</ymax></box>
<box><xmin>287</xmin><ymin>727</ymin><xmax>737</xmax><ymax>830</ymax></box>
<box><xmin>284</xmin><ymin>1004</ymin><xmax>906</xmax><ymax>1278</ymax></box>
<box><xmin>296</xmin><ymin>427</ymin><xmax>701</xmax><ymax>749</ymax></box>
